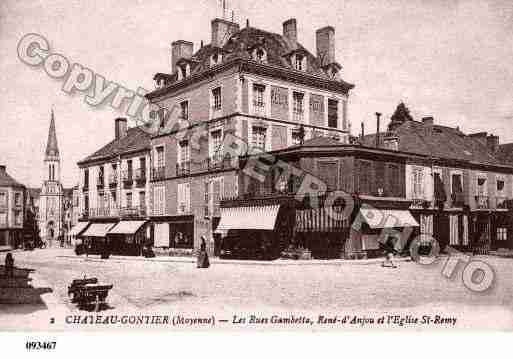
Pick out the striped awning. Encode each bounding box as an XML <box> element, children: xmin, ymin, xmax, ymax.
<box><xmin>359</xmin><ymin>208</ymin><xmax>419</xmax><ymax>229</ymax></box>
<box><xmin>69</xmin><ymin>222</ymin><xmax>90</xmax><ymax>236</ymax></box>
<box><xmin>81</xmin><ymin>222</ymin><xmax>116</xmax><ymax>237</ymax></box>
<box><xmin>215</xmin><ymin>205</ymin><xmax>280</xmax><ymax>231</ymax></box>
<box><xmin>108</xmin><ymin>220</ymin><xmax>146</xmax><ymax>235</ymax></box>
<box><xmin>296</xmin><ymin>205</ymin><xmax>349</xmax><ymax>232</ymax></box>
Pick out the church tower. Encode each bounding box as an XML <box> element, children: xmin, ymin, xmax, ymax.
<box><xmin>39</xmin><ymin>109</ymin><xmax>64</xmax><ymax>241</ymax></box>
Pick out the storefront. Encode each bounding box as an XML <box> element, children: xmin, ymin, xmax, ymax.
<box><xmin>106</xmin><ymin>220</ymin><xmax>148</xmax><ymax>255</ymax></box>
<box><xmin>79</xmin><ymin>222</ymin><xmax>116</xmax><ymax>254</ymax></box>
<box><xmin>151</xmin><ymin>215</ymin><xmax>195</xmax><ymax>256</ymax></box>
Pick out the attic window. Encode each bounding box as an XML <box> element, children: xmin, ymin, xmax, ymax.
<box><xmin>210</xmin><ymin>52</ymin><xmax>222</xmax><ymax>66</ymax></box>
<box><xmin>294</xmin><ymin>54</ymin><xmax>304</xmax><ymax>71</ymax></box>
<box><xmin>253</xmin><ymin>47</ymin><xmax>267</xmax><ymax>63</ymax></box>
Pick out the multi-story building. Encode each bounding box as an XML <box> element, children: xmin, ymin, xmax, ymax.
<box><xmin>363</xmin><ymin>115</ymin><xmax>513</xmax><ymax>253</ymax></box>
<box><xmin>146</xmin><ymin>18</ymin><xmax>354</xmax><ymax>254</ymax></box>
<box><xmin>76</xmin><ymin>118</ymin><xmax>152</xmax><ymax>255</ymax></box>
<box><xmin>0</xmin><ymin>165</ymin><xmax>26</xmax><ymax>250</ymax></box>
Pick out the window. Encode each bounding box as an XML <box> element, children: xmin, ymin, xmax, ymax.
<box><xmin>210</xmin><ymin>52</ymin><xmax>222</xmax><ymax>66</ymax></box>
<box><xmin>156</xmin><ymin>146</ymin><xmax>164</xmax><ymax>168</ymax></box>
<box><xmin>127</xmin><ymin>160</ymin><xmax>133</xmax><ymax>180</ymax></box>
<box><xmin>0</xmin><ymin>192</ymin><xmax>6</xmax><ymax>207</ymax></box>
<box><xmin>126</xmin><ymin>192</ymin><xmax>132</xmax><ymax>208</ymax></box>
<box><xmin>139</xmin><ymin>191</ymin><xmax>146</xmax><ymax>209</ymax></box>
<box><xmin>294</xmin><ymin>54</ymin><xmax>304</xmax><ymax>70</ymax></box>
<box><xmin>433</xmin><ymin>171</ymin><xmax>446</xmax><ymax>202</ymax></box>
<box><xmin>293</xmin><ymin>92</ymin><xmax>304</xmax><ymax>122</ymax></box>
<box><xmin>153</xmin><ymin>186</ymin><xmax>165</xmax><ymax>216</ymax></box>
<box><xmin>253</xmin><ymin>84</ymin><xmax>266</xmax><ymax>115</ymax></box>
<box><xmin>178</xmin><ymin>140</ymin><xmax>190</xmax><ymax>174</ymax></box>
<box><xmin>111</xmin><ymin>163</ymin><xmax>117</xmax><ymax>183</ymax></box>
<box><xmin>412</xmin><ymin>167</ymin><xmax>424</xmax><ymax>198</ymax></box>
<box><xmin>318</xmin><ymin>161</ymin><xmax>338</xmax><ymax>191</ymax></box>
<box><xmin>180</xmin><ymin>100</ymin><xmax>189</xmax><ymax>120</ymax></box>
<box><xmin>98</xmin><ymin>166</ymin><xmax>104</xmax><ymax>186</ymax></box>
<box><xmin>14</xmin><ymin>192</ymin><xmax>22</xmax><ymax>206</ymax></box>
<box><xmin>497</xmin><ymin>179</ymin><xmax>505</xmax><ymax>192</ymax></box>
<box><xmin>84</xmin><ymin>193</ymin><xmax>89</xmax><ymax>211</ymax></box>
<box><xmin>359</xmin><ymin>161</ymin><xmax>373</xmax><ymax>194</ymax></box>
<box><xmin>497</xmin><ymin>227</ymin><xmax>507</xmax><ymax>241</ymax></box>
<box><xmin>291</xmin><ymin>129</ymin><xmax>303</xmax><ymax>145</ymax></box>
<box><xmin>110</xmin><ymin>191</ymin><xmax>117</xmax><ymax>207</ymax></box>
<box><xmin>15</xmin><ymin>211</ymin><xmax>22</xmax><ymax>226</ymax></box>
<box><xmin>254</xmin><ymin>48</ymin><xmax>267</xmax><ymax>62</ymax></box>
<box><xmin>388</xmin><ymin>164</ymin><xmax>401</xmax><ymax>195</ymax></box>
<box><xmin>84</xmin><ymin>169</ymin><xmax>89</xmax><ymax>188</ymax></box>
<box><xmin>210</xmin><ymin>129</ymin><xmax>223</xmax><ymax>163</ymax></box>
<box><xmin>477</xmin><ymin>177</ymin><xmax>487</xmax><ymax>195</ymax></box>
<box><xmin>328</xmin><ymin>99</ymin><xmax>338</xmax><ymax>128</ymax></box>
<box><xmin>451</xmin><ymin>173</ymin><xmax>463</xmax><ymax>206</ymax></box>
<box><xmin>212</xmin><ymin>87</ymin><xmax>222</xmax><ymax>111</ymax></box>
<box><xmin>139</xmin><ymin>157</ymin><xmax>146</xmax><ymax>179</ymax></box>
<box><xmin>177</xmin><ymin>183</ymin><xmax>190</xmax><ymax>214</ymax></box>
<box><xmin>98</xmin><ymin>192</ymin><xmax>105</xmax><ymax>208</ymax></box>
<box><xmin>251</xmin><ymin>126</ymin><xmax>267</xmax><ymax>150</ymax></box>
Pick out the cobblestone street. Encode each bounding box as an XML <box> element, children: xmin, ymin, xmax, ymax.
<box><xmin>1</xmin><ymin>248</ymin><xmax>513</xmax><ymax>330</ymax></box>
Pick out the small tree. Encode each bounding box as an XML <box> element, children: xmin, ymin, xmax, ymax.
<box><xmin>389</xmin><ymin>102</ymin><xmax>413</xmax><ymax>130</ymax></box>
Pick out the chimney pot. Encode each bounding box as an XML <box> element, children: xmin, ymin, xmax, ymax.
<box><xmin>283</xmin><ymin>18</ymin><xmax>297</xmax><ymax>45</ymax></box>
<box><xmin>316</xmin><ymin>26</ymin><xmax>335</xmax><ymax>66</ymax></box>
<box><xmin>115</xmin><ymin>118</ymin><xmax>128</xmax><ymax>140</ymax></box>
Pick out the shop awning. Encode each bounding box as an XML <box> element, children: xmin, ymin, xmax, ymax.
<box><xmin>215</xmin><ymin>205</ymin><xmax>280</xmax><ymax>232</ymax></box>
<box><xmin>81</xmin><ymin>222</ymin><xmax>116</xmax><ymax>237</ymax></box>
<box><xmin>359</xmin><ymin>208</ymin><xmax>419</xmax><ymax>229</ymax></box>
<box><xmin>108</xmin><ymin>220</ymin><xmax>147</xmax><ymax>235</ymax></box>
<box><xmin>69</xmin><ymin>222</ymin><xmax>90</xmax><ymax>236</ymax></box>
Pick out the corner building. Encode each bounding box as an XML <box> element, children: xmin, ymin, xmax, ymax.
<box><xmin>146</xmin><ymin>18</ymin><xmax>354</xmax><ymax>255</ymax></box>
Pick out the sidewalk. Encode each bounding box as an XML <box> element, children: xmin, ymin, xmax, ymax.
<box><xmin>57</xmin><ymin>253</ymin><xmax>413</xmax><ymax>266</ymax></box>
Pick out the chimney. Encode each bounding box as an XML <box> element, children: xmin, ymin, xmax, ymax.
<box><xmin>375</xmin><ymin>112</ymin><xmax>382</xmax><ymax>148</ymax></box>
<box><xmin>422</xmin><ymin>116</ymin><xmax>434</xmax><ymax>125</ymax></box>
<box><xmin>211</xmin><ymin>18</ymin><xmax>240</xmax><ymax>48</ymax></box>
<box><xmin>171</xmin><ymin>40</ymin><xmax>194</xmax><ymax>72</ymax></box>
<box><xmin>486</xmin><ymin>134</ymin><xmax>499</xmax><ymax>153</ymax></box>
<box><xmin>316</xmin><ymin>26</ymin><xmax>335</xmax><ymax>66</ymax></box>
<box><xmin>361</xmin><ymin>122</ymin><xmax>365</xmax><ymax>139</ymax></box>
<box><xmin>283</xmin><ymin>18</ymin><xmax>297</xmax><ymax>45</ymax></box>
<box><xmin>115</xmin><ymin>118</ymin><xmax>128</xmax><ymax>140</ymax></box>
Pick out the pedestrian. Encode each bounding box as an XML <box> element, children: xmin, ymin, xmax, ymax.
<box><xmin>381</xmin><ymin>235</ymin><xmax>397</xmax><ymax>268</ymax></box>
<box><xmin>4</xmin><ymin>252</ymin><xmax>14</xmax><ymax>277</ymax></box>
<box><xmin>197</xmin><ymin>236</ymin><xmax>210</xmax><ymax>268</ymax></box>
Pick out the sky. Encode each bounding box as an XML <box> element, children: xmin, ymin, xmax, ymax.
<box><xmin>1</xmin><ymin>0</ymin><xmax>512</xmax><ymax>188</ymax></box>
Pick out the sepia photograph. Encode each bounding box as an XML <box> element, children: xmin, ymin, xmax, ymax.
<box><xmin>1</xmin><ymin>0</ymin><xmax>513</xmax><ymax>349</ymax></box>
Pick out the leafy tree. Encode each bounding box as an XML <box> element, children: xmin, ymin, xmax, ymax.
<box><xmin>390</xmin><ymin>102</ymin><xmax>413</xmax><ymax>129</ymax></box>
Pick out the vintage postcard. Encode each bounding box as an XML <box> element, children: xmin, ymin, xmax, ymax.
<box><xmin>1</xmin><ymin>0</ymin><xmax>513</xmax><ymax>340</ymax></box>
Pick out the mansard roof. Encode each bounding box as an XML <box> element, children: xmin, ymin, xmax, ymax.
<box><xmin>150</xmin><ymin>25</ymin><xmax>354</xmax><ymax>98</ymax></box>
<box><xmin>0</xmin><ymin>167</ymin><xmax>25</xmax><ymax>188</ymax></box>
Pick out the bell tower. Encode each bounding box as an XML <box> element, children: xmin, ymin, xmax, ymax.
<box><xmin>44</xmin><ymin>108</ymin><xmax>60</xmax><ymax>182</ymax></box>
<box><xmin>39</xmin><ymin>108</ymin><xmax>64</xmax><ymax>241</ymax></box>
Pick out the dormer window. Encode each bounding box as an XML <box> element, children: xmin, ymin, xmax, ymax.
<box><xmin>294</xmin><ymin>54</ymin><xmax>304</xmax><ymax>70</ymax></box>
<box><xmin>210</xmin><ymin>52</ymin><xmax>222</xmax><ymax>67</ymax></box>
<box><xmin>176</xmin><ymin>62</ymin><xmax>190</xmax><ymax>81</ymax></box>
<box><xmin>253</xmin><ymin>47</ymin><xmax>267</xmax><ymax>63</ymax></box>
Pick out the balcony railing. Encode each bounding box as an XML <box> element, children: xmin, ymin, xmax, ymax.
<box><xmin>88</xmin><ymin>207</ymin><xmax>119</xmax><ymax>218</ymax></box>
<box><xmin>475</xmin><ymin>195</ymin><xmax>489</xmax><ymax>209</ymax></box>
<box><xmin>151</xmin><ymin>166</ymin><xmax>165</xmax><ymax>181</ymax></box>
<box><xmin>451</xmin><ymin>192</ymin><xmax>465</xmax><ymax>208</ymax></box>
<box><xmin>108</xmin><ymin>172</ymin><xmax>118</xmax><ymax>187</ymax></box>
<box><xmin>410</xmin><ymin>198</ymin><xmax>429</xmax><ymax>209</ymax></box>
<box><xmin>176</xmin><ymin>161</ymin><xmax>191</xmax><ymax>176</ymax></box>
<box><xmin>135</xmin><ymin>168</ymin><xmax>147</xmax><ymax>186</ymax></box>
<box><xmin>119</xmin><ymin>206</ymin><xmax>147</xmax><ymax>218</ymax></box>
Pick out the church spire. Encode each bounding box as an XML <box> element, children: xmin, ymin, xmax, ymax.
<box><xmin>45</xmin><ymin>108</ymin><xmax>60</xmax><ymax>161</ymax></box>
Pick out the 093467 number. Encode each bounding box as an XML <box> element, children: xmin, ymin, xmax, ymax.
<box><xmin>26</xmin><ymin>341</ymin><xmax>56</xmax><ymax>350</ymax></box>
